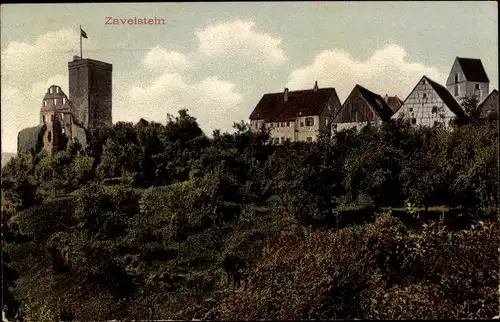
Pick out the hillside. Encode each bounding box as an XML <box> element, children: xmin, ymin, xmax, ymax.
<box><xmin>1</xmin><ymin>111</ymin><xmax>498</xmax><ymax>321</ymax></box>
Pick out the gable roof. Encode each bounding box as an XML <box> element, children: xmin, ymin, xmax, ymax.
<box><xmin>249</xmin><ymin>87</ymin><xmax>337</xmax><ymax>121</ymax></box>
<box><xmin>352</xmin><ymin>85</ymin><xmax>394</xmax><ymax>120</ymax></box>
<box><xmin>478</xmin><ymin>89</ymin><xmax>499</xmax><ymax>119</ymax></box>
<box><xmin>386</xmin><ymin>96</ymin><xmax>404</xmax><ymax>113</ymax></box>
<box><xmin>457</xmin><ymin>57</ymin><xmax>489</xmax><ymax>83</ymax></box>
<box><xmin>424</xmin><ymin>76</ymin><xmax>468</xmax><ymax>120</ymax></box>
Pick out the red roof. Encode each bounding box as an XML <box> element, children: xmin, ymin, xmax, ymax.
<box><xmin>249</xmin><ymin>87</ymin><xmax>338</xmax><ymax>121</ymax></box>
<box><xmin>386</xmin><ymin>96</ymin><xmax>403</xmax><ymax>113</ymax></box>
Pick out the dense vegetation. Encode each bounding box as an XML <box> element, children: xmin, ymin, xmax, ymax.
<box><xmin>1</xmin><ymin>109</ymin><xmax>498</xmax><ymax>321</ymax></box>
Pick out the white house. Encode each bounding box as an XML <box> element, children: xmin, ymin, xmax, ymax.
<box><xmin>392</xmin><ymin>75</ymin><xmax>468</xmax><ymax>127</ymax></box>
<box><xmin>249</xmin><ymin>82</ymin><xmax>342</xmax><ymax>143</ymax></box>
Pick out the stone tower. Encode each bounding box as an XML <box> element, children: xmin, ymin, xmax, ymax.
<box><xmin>68</xmin><ymin>57</ymin><xmax>113</xmax><ymax>131</ymax></box>
<box><xmin>40</xmin><ymin>85</ymin><xmax>71</xmax><ymax>153</ymax></box>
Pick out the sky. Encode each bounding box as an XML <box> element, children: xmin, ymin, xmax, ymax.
<box><xmin>1</xmin><ymin>1</ymin><xmax>498</xmax><ymax>153</ymax></box>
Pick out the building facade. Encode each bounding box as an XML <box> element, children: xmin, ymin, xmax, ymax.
<box><xmin>249</xmin><ymin>82</ymin><xmax>342</xmax><ymax>143</ymax></box>
<box><xmin>392</xmin><ymin>76</ymin><xmax>468</xmax><ymax>127</ymax></box>
<box><xmin>333</xmin><ymin>85</ymin><xmax>394</xmax><ymax>132</ymax></box>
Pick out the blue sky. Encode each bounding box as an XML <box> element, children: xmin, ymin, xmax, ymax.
<box><xmin>1</xmin><ymin>2</ymin><xmax>498</xmax><ymax>153</ymax></box>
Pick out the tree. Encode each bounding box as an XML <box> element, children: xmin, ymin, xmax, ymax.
<box><xmin>460</xmin><ymin>93</ymin><xmax>481</xmax><ymax>123</ymax></box>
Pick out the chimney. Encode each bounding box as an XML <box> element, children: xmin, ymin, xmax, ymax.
<box><xmin>313</xmin><ymin>81</ymin><xmax>318</xmax><ymax>92</ymax></box>
<box><xmin>284</xmin><ymin>88</ymin><xmax>289</xmax><ymax>102</ymax></box>
<box><xmin>383</xmin><ymin>94</ymin><xmax>389</xmax><ymax>102</ymax></box>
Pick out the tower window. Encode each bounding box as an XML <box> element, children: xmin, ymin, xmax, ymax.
<box><xmin>53</xmin><ymin>98</ymin><xmax>57</xmax><ymax>105</ymax></box>
<box><xmin>56</xmin><ymin>87</ymin><xmax>60</xmax><ymax>93</ymax></box>
<box><xmin>63</xmin><ymin>97</ymin><xmax>66</xmax><ymax>104</ymax></box>
<box><xmin>42</xmin><ymin>115</ymin><xmax>46</xmax><ymax>123</ymax></box>
<box><xmin>48</xmin><ymin>131</ymin><xmax>52</xmax><ymax>143</ymax></box>
<box><xmin>43</xmin><ymin>101</ymin><xmax>47</xmax><ymax>107</ymax></box>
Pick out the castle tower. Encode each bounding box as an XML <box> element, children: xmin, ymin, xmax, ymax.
<box><xmin>68</xmin><ymin>57</ymin><xmax>113</xmax><ymax>131</ymax></box>
<box><xmin>40</xmin><ymin>85</ymin><xmax>72</xmax><ymax>153</ymax></box>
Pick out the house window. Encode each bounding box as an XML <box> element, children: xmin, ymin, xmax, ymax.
<box><xmin>306</xmin><ymin>137</ymin><xmax>313</xmax><ymax>142</ymax></box>
<box><xmin>53</xmin><ymin>98</ymin><xmax>57</xmax><ymax>105</ymax></box>
<box><xmin>274</xmin><ymin>138</ymin><xmax>279</xmax><ymax>144</ymax></box>
<box><xmin>43</xmin><ymin>101</ymin><xmax>47</xmax><ymax>107</ymax></box>
<box><xmin>286</xmin><ymin>122</ymin><xmax>290</xmax><ymax>127</ymax></box>
<box><xmin>423</xmin><ymin>93</ymin><xmax>427</xmax><ymax>99</ymax></box>
<box><xmin>475</xmin><ymin>84</ymin><xmax>480</xmax><ymax>90</ymax></box>
<box><xmin>454</xmin><ymin>85</ymin><xmax>459</xmax><ymax>97</ymax></box>
<box><xmin>62</xmin><ymin>97</ymin><xmax>66</xmax><ymax>104</ymax></box>
<box><xmin>422</xmin><ymin>79</ymin><xmax>426</xmax><ymax>85</ymax></box>
<box><xmin>455</xmin><ymin>73</ymin><xmax>459</xmax><ymax>83</ymax></box>
<box><xmin>300</xmin><ymin>122</ymin><xmax>304</xmax><ymax>127</ymax></box>
<box><xmin>411</xmin><ymin>118</ymin><xmax>417</xmax><ymax>125</ymax></box>
<box><xmin>276</xmin><ymin>123</ymin><xmax>280</xmax><ymax>128</ymax></box>
<box><xmin>60</xmin><ymin>113</ymin><xmax>64</xmax><ymax>121</ymax></box>
<box><xmin>42</xmin><ymin>115</ymin><xmax>46</xmax><ymax>123</ymax></box>
<box><xmin>56</xmin><ymin>87</ymin><xmax>59</xmax><ymax>93</ymax></box>
<box><xmin>409</xmin><ymin>108</ymin><xmax>413</xmax><ymax>112</ymax></box>
<box><xmin>281</xmin><ymin>137</ymin><xmax>285</xmax><ymax>143</ymax></box>
<box><xmin>433</xmin><ymin>121</ymin><xmax>441</xmax><ymax>127</ymax></box>
<box><xmin>62</xmin><ymin>127</ymin><xmax>66</xmax><ymax>134</ymax></box>
<box><xmin>431</xmin><ymin>106</ymin><xmax>438</xmax><ymax>114</ymax></box>
<box><xmin>305</xmin><ymin>117</ymin><xmax>314</xmax><ymax>126</ymax></box>
<box><xmin>281</xmin><ymin>122</ymin><xmax>285</xmax><ymax>127</ymax></box>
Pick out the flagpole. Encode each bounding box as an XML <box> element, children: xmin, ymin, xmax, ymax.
<box><xmin>80</xmin><ymin>25</ymin><xmax>83</xmax><ymax>59</ymax></box>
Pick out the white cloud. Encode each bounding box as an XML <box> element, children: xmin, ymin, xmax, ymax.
<box><xmin>115</xmin><ymin>73</ymin><xmax>244</xmax><ymax>135</ymax></box>
<box><xmin>286</xmin><ymin>44</ymin><xmax>444</xmax><ymax>103</ymax></box>
<box><xmin>31</xmin><ymin>75</ymin><xmax>69</xmax><ymax>100</ymax></box>
<box><xmin>196</xmin><ymin>20</ymin><xmax>287</xmax><ymax>65</ymax></box>
<box><xmin>1</xmin><ymin>87</ymin><xmax>39</xmax><ymax>153</ymax></box>
<box><xmin>1</xmin><ymin>29</ymin><xmax>79</xmax><ymax>87</ymax></box>
<box><xmin>1</xmin><ymin>29</ymin><xmax>80</xmax><ymax>152</ymax></box>
<box><xmin>143</xmin><ymin>46</ymin><xmax>192</xmax><ymax>72</ymax></box>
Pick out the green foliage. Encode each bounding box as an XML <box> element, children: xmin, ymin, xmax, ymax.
<box><xmin>3</xmin><ymin>110</ymin><xmax>498</xmax><ymax>321</ymax></box>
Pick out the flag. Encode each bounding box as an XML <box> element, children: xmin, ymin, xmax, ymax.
<box><xmin>81</xmin><ymin>28</ymin><xmax>88</xmax><ymax>39</ymax></box>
